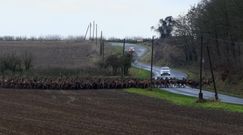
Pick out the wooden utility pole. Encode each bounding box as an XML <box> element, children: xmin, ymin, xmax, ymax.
<box><xmin>102</xmin><ymin>40</ymin><xmax>105</xmax><ymax>61</ymax></box>
<box><xmin>100</xmin><ymin>31</ymin><xmax>105</xmax><ymax>61</ymax></box>
<box><xmin>100</xmin><ymin>31</ymin><xmax>103</xmax><ymax>56</ymax></box>
<box><xmin>96</xmin><ymin>24</ymin><xmax>98</xmax><ymax>45</ymax></box>
<box><xmin>84</xmin><ymin>24</ymin><xmax>90</xmax><ymax>40</ymax></box>
<box><xmin>89</xmin><ymin>22</ymin><xmax>92</xmax><ymax>40</ymax></box>
<box><xmin>150</xmin><ymin>37</ymin><xmax>154</xmax><ymax>90</ymax></box>
<box><xmin>122</xmin><ymin>39</ymin><xmax>126</xmax><ymax>77</ymax></box>
<box><xmin>93</xmin><ymin>21</ymin><xmax>95</xmax><ymax>41</ymax></box>
<box><xmin>199</xmin><ymin>35</ymin><xmax>204</xmax><ymax>101</ymax></box>
<box><xmin>123</xmin><ymin>39</ymin><xmax>126</xmax><ymax>55</ymax></box>
<box><xmin>207</xmin><ymin>46</ymin><xmax>218</xmax><ymax>100</ymax></box>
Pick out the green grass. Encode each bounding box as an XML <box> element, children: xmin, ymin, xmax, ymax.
<box><xmin>175</xmin><ymin>67</ymin><xmax>243</xmax><ymax>98</ymax></box>
<box><xmin>125</xmin><ymin>88</ymin><xmax>243</xmax><ymax>113</ymax></box>
<box><xmin>174</xmin><ymin>67</ymin><xmax>198</xmax><ymax>80</ymax></box>
<box><xmin>129</xmin><ymin>67</ymin><xmax>150</xmax><ymax>79</ymax></box>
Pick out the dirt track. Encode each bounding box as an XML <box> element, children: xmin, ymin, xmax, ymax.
<box><xmin>0</xmin><ymin>89</ymin><xmax>242</xmax><ymax>135</ymax></box>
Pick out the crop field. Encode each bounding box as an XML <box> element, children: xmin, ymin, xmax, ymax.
<box><xmin>0</xmin><ymin>41</ymin><xmax>98</xmax><ymax>69</ymax></box>
<box><xmin>0</xmin><ymin>89</ymin><xmax>242</xmax><ymax>135</ymax></box>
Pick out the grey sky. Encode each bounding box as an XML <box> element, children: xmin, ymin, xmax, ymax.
<box><xmin>0</xmin><ymin>0</ymin><xmax>200</xmax><ymax>38</ymax></box>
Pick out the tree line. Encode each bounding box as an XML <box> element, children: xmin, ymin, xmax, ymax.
<box><xmin>0</xmin><ymin>35</ymin><xmax>85</xmax><ymax>41</ymax></box>
<box><xmin>153</xmin><ymin>0</ymin><xmax>243</xmax><ymax>82</ymax></box>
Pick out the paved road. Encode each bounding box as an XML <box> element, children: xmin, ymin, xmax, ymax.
<box><xmin>111</xmin><ymin>42</ymin><xmax>243</xmax><ymax>105</ymax></box>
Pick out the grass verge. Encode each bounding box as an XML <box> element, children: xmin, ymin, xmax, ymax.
<box><xmin>129</xmin><ymin>67</ymin><xmax>150</xmax><ymax>79</ymax></box>
<box><xmin>125</xmin><ymin>88</ymin><xmax>243</xmax><ymax>113</ymax></box>
<box><xmin>174</xmin><ymin>67</ymin><xmax>198</xmax><ymax>80</ymax></box>
<box><xmin>176</xmin><ymin>67</ymin><xmax>243</xmax><ymax>98</ymax></box>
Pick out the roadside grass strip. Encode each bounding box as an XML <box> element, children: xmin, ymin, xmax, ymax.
<box><xmin>129</xmin><ymin>67</ymin><xmax>150</xmax><ymax>79</ymax></box>
<box><xmin>125</xmin><ymin>88</ymin><xmax>243</xmax><ymax>113</ymax></box>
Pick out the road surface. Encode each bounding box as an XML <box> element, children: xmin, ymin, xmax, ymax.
<box><xmin>110</xmin><ymin>42</ymin><xmax>243</xmax><ymax>105</ymax></box>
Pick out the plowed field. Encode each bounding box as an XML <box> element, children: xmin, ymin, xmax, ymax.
<box><xmin>0</xmin><ymin>41</ymin><xmax>97</xmax><ymax>69</ymax></box>
<box><xmin>0</xmin><ymin>89</ymin><xmax>242</xmax><ymax>135</ymax></box>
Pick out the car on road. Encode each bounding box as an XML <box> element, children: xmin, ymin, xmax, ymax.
<box><xmin>160</xmin><ymin>66</ymin><xmax>171</xmax><ymax>76</ymax></box>
<box><xmin>128</xmin><ymin>47</ymin><xmax>135</xmax><ymax>52</ymax></box>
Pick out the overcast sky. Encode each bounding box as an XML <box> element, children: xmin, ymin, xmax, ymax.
<box><xmin>0</xmin><ymin>0</ymin><xmax>200</xmax><ymax>38</ymax></box>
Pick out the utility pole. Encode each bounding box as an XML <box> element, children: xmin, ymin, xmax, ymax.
<box><xmin>84</xmin><ymin>24</ymin><xmax>90</xmax><ymax>40</ymax></box>
<box><xmin>96</xmin><ymin>24</ymin><xmax>98</xmax><ymax>45</ymax></box>
<box><xmin>93</xmin><ymin>21</ymin><xmax>95</xmax><ymax>41</ymax></box>
<box><xmin>100</xmin><ymin>31</ymin><xmax>103</xmax><ymax>56</ymax></box>
<box><xmin>207</xmin><ymin>46</ymin><xmax>218</xmax><ymax>100</ymax></box>
<box><xmin>100</xmin><ymin>31</ymin><xmax>105</xmax><ymax>62</ymax></box>
<box><xmin>199</xmin><ymin>35</ymin><xmax>204</xmax><ymax>101</ymax></box>
<box><xmin>122</xmin><ymin>39</ymin><xmax>126</xmax><ymax>77</ymax></box>
<box><xmin>89</xmin><ymin>22</ymin><xmax>92</xmax><ymax>40</ymax></box>
<box><xmin>102</xmin><ymin>37</ymin><xmax>105</xmax><ymax>61</ymax></box>
<box><xmin>123</xmin><ymin>39</ymin><xmax>125</xmax><ymax>55</ymax></box>
<box><xmin>150</xmin><ymin>37</ymin><xmax>154</xmax><ymax>90</ymax></box>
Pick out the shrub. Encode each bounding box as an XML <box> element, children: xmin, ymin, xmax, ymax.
<box><xmin>0</xmin><ymin>52</ymin><xmax>33</xmax><ymax>74</ymax></box>
<box><xmin>0</xmin><ymin>53</ymin><xmax>22</xmax><ymax>73</ymax></box>
<box><xmin>23</xmin><ymin>52</ymin><xmax>33</xmax><ymax>71</ymax></box>
<box><xmin>99</xmin><ymin>53</ymin><xmax>133</xmax><ymax>76</ymax></box>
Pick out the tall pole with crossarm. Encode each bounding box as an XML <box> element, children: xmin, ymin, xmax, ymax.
<box><xmin>93</xmin><ymin>21</ymin><xmax>95</xmax><ymax>41</ymax></box>
<box><xmin>122</xmin><ymin>39</ymin><xmax>126</xmax><ymax>77</ymax></box>
<box><xmin>89</xmin><ymin>22</ymin><xmax>92</xmax><ymax>40</ymax></box>
<box><xmin>199</xmin><ymin>35</ymin><xmax>204</xmax><ymax>100</ymax></box>
<box><xmin>96</xmin><ymin>24</ymin><xmax>98</xmax><ymax>45</ymax></box>
<box><xmin>84</xmin><ymin>24</ymin><xmax>90</xmax><ymax>40</ymax></box>
<box><xmin>207</xmin><ymin>46</ymin><xmax>218</xmax><ymax>100</ymax></box>
<box><xmin>150</xmin><ymin>37</ymin><xmax>154</xmax><ymax>90</ymax></box>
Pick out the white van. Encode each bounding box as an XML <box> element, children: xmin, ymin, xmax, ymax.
<box><xmin>160</xmin><ymin>67</ymin><xmax>171</xmax><ymax>76</ymax></box>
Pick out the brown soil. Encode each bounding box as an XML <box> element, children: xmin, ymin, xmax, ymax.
<box><xmin>0</xmin><ymin>89</ymin><xmax>242</xmax><ymax>135</ymax></box>
<box><xmin>0</xmin><ymin>41</ymin><xmax>98</xmax><ymax>69</ymax></box>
